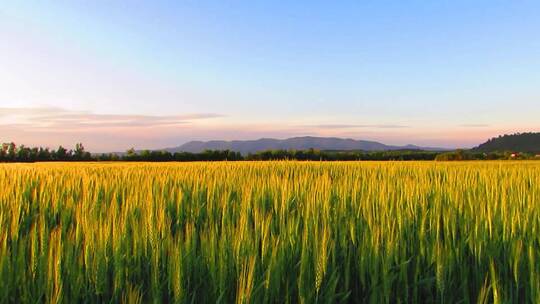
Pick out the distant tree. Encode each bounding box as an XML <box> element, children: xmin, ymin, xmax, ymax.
<box><xmin>37</xmin><ymin>147</ymin><xmax>50</xmax><ymax>161</ymax></box>
<box><xmin>140</xmin><ymin>150</ymin><xmax>151</xmax><ymax>160</ymax></box>
<box><xmin>0</xmin><ymin>143</ymin><xmax>8</xmax><ymax>161</ymax></box>
<box><xmin>455</xmin><ymin>149</ymin><xmax>465</xmax><ymax>161</ymax></box>
<box><xmin>126</xmin><ymin>148</ymin><xmax>136</xmax><ymax>159</ymax></box>
<box><xmin>97</xmin><ymin>153</ymin><xmax>117</xmax><ymax>161</ymax></box>
<box><xmin>7</xmin><ymin>142</ymin><xmax>16</xmax><ymax>160</ymax></box>
<box><xmin>74</xmin><ymin>143</ymin><xmax>84</xmax><ymax>160</ymax></box>
<box><xmin>55</xmin><ymin>146</ymin><xmax>69</xmax><ymax>161</ymax></box>
<box><xmin>73</xmin><ymin>143</ymin><xmax>91</xmax><ymax>161</ymax></box>
<box><xmin>16</xmin><ymin>145</ymin><xmax>30</xmax><ymax>162</ymax></box>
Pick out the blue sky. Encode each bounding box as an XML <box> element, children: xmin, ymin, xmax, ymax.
<box><xmin>1</xmin><ymin>1</ymin><xmax>539</xmax><ymax>151</ymax></box>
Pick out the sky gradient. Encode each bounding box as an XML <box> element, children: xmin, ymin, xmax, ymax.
<box><xmin>1</xmin><ymin>1</ymin><xmax>539</xmax><ymax>152</ymax></box>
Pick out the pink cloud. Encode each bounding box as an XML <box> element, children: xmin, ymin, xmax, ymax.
<box><xmin>0</xmin><ymin>107</ymin><xmax>222</xmax><ymax>130</ymax></box>
<box><xmin>0</xmin><ymin>106</ymin><xmax>535</xmax><ymax>152</ymax></box>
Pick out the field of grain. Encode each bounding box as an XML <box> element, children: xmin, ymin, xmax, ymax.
<box><xmin>1</xmin><ymin>161</ymin><xmax>539</xmax><ymax>303</ymax></box>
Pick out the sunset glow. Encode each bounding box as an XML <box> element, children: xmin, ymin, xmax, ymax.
<box><xmin>1</xmin><ymin>2</ymin><xmax>539</xmax><ymax>151</ymax></box>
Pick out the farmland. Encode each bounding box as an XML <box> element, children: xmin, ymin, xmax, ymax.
<box><xmin>1</xmin><ymin>161</ymin><xmax>539</xmax><ymax>303</ymax></box>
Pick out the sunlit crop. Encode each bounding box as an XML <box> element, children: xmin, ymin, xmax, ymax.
<box><xmin>1</xmin><ymin>161</ymin><xmax>539</xmax><ymax>303</ymax></box>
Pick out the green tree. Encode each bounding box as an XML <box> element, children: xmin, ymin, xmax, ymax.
<box><xmin>74</xmin><ymin>143</ymin><xmax>85</xmax><ymax>160</ymax></box>
<box><xmin>55</xmin><ymin>146</ymin><xmax>68</xmax><ymax>160</ymax></box>
<box><xmin>7</xmin><ymin>142</ymin><xmax>16</xmax><ymax>160</ymax></box>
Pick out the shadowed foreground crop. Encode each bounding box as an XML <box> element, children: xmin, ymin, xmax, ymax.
<box><xmin>1</xmin><ymin>161</ymin><xmax>539</xmax><ymax>303</ymax></box>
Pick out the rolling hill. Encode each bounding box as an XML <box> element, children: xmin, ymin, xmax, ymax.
<box><xmin>474</xmin><ymin>132</ymin><xmax>540</xmax><ymax>153</ymax></box>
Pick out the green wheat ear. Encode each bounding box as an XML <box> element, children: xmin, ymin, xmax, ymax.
<box><xmin>0</xmin><ymin>161</ymin><xmax>539</xmax><ymax>302</ymax></box>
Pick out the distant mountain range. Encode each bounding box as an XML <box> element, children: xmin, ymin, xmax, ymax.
<box><xmin>474</xmin><ymin>132</ymin><xmax>540</xmax><ymax>153</ymax></box>
<box><xmin>166</xmin><ymin>136</ymin><xmax>446</xmax><ymax>155</ymax></box>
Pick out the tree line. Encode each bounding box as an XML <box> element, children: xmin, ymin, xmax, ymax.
<box><xmin>1</xmin><ymin>142</ymin><xmax>440</xmax><ymax>162</ymax></box>
<box><xmin>0</xmin><ymin>142</ymin><xmax>92</xmax><ymax>162</ymax></box>
<box><xmin>2</xmin><ymin>142</ymin><xmax>539</xmax><ymax>163</ymax></box>
<box><xmin>93</xmin><ymin>148</ymin><xmax>441</xmax><ymax>161</ymax></box>
<box><xmin>434</xmin><ymin>149</ymin><xmax>540</xmax><ymax>161</ymax></box>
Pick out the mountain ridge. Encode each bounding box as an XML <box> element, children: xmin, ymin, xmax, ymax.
<box><xmin>166</xmin><ymin>136</ymin><xmax>446</xmax><ymax>155</ymax></box>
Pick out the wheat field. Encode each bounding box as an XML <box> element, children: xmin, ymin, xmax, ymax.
<box><xmin>1</xmin><ymin>161</ymin><xmax>539</xmax><ymax>303</ymax></box>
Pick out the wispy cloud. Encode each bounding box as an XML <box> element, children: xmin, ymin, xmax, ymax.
<box><xmin>460</xmin><ymin>124</ymin><xmax>490</xmax><ymax>128</ymax></box>
<box><xmin>0</xmin><ymin>107</ymin><xmax>511</xmax><ymax>152</ymax></box>
<box><xmin>0</xmin><ymin>107</ymin><xmax>222</xmax><ymax>130</ymax></box>
<box><xmin>302</xmin><ymin>124</ymin><xmax>410</xmax><ymax>129</ymax></box>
